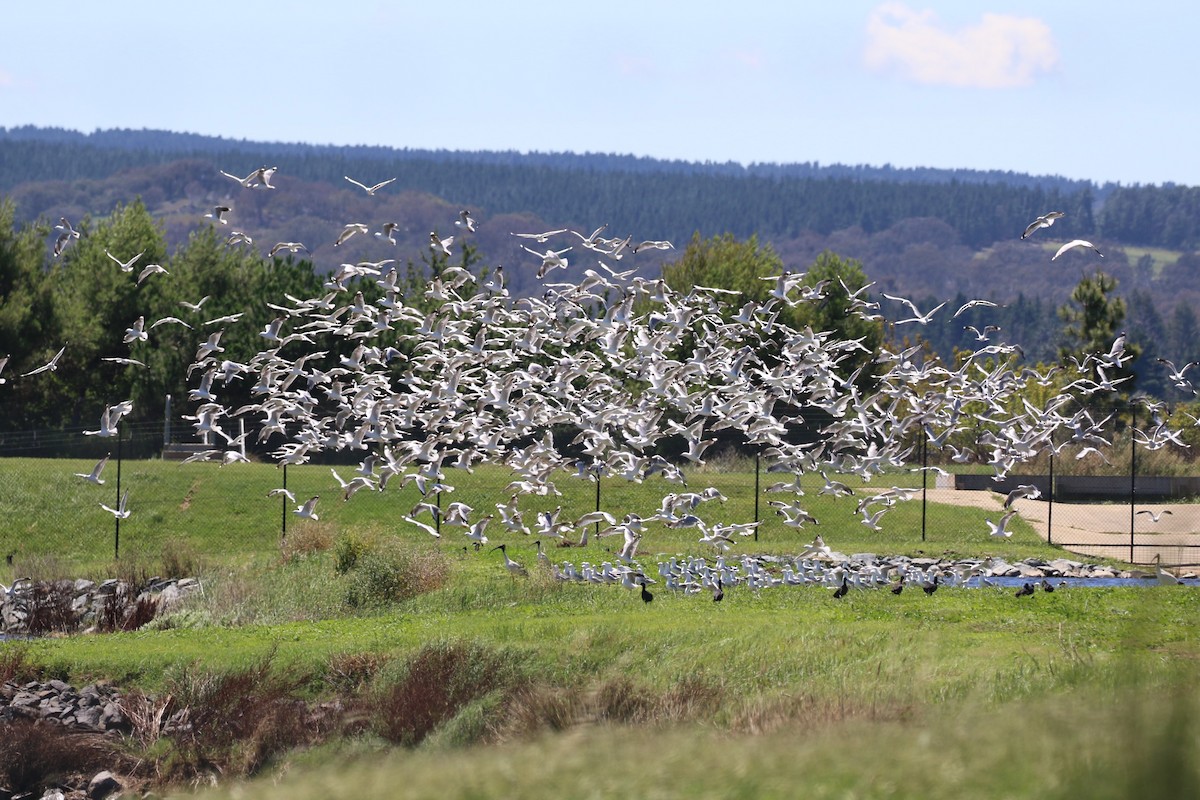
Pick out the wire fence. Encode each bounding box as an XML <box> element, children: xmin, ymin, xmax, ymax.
<box><xmin>2</xmin><ymin>400</ymin><xmax>1198</xmax><ymax>569</ymax></box>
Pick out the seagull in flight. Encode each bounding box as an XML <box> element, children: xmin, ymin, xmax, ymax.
<box><xmin>1021</xmin><ymin>211</ymin><xmax>1065</xmax><ymax>240</ymax></box>
<box><xmin>204</xmin><ymin>205</ymin><xmax>231</xmax><ymax>225</ymax></box>
<box><xmin>100</xmin><ymin>489</ymin><xmax>131</xmax><ymax>520</ymax></box>
<box><xmin>1136</xmin><ymin>509</ymin><xmax>1174</xmax><ymax>523</ymax></box>
<box><xmin>335</xmin><ymin>223</ymin><xmax>369</xmax><ymax>247</ymax></box>
<box><xmin>293</xmin><ymin>495</ymin><xmax>320</xmax><ymax>521</ymax></box>
<box><xmin>101</xmin><ymin>356</ymin><xmax>147</xmax><ymax>367</ymax></box>
<box><xmin>430</xmin><ymin>231</ymin><xmax>454</xmax><ymax>256</ymax></box>
<box><xmin>883</xmin><ymin>294</ymin><xmax>947</xmax><ymax>325</ymax></box>
<box><xmin>269</xmin><ymin>242</ymin><xmax>311</xmax><ymax>258</ymax></box>
<box><xmin>456</xmin><ymin>209</ymin><xmax>477</xmax><ymax>232</ymax></box>
<box><xmin>344</xmin><ymin>176</ymin><xmax>396</xmax><ymax>195</ymax></box>
<box><xmin>74</xmin><ymin>454</ymin><xmax>110</xmax><ymax>485</ymax></box>
<box><xmin>21</xmin><ymin>343</ymin><xmax>67</xmax><ymax>377</ymax></box>
<box><xmin>137</xmin><ymin>263</ymin><xmax>169</xmax><ymax>284</ymax></box>
<box><xmin>1052</xmin><ymin>240</ymin><xmax>1103</xmax><ymax>260</ymax></box>
<box><xmin>512</xmin><ymin>228</ymin><xmax>568</xmax><ymax>243</ymax></box>
<box><xmin>105</xmin><ymin>249</ymin><xmax>144</xmax><ymax>273</ymax></box>
<box><xmin>220</xmin><ymin>166</ymin><xmax>277</xmax><ymax>189</ymax></box>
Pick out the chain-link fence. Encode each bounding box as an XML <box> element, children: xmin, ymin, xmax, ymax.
<box><xmin>925</xmin><ymin>400</ymin><xmax>1200</xmax><ymax>567</ymax></box>
<box><xmin>3</xmin><ymin>398</ymin><xmax>1198</xmax><ymax>570</ymax></box>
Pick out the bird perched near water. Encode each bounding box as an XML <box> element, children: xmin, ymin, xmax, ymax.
<box><xmin>1015</xmin><ymin>582</ymin><xmax>1035</xmax><ymax>597</ymax></box>
<box><xmin>344</xmin><ymin>175</ymin><xmax>396</xmax><ymax>195</ymax></box>
<box><xmin>1040</xmin><ymin>579</ymin><xmax>1056</xmax><ymax>593</ymax></box>
<box><xmin>922</xmin><ymin>573</ymin><xmax>939</xmax><ymax>595</ymax></box>
<box><xmin>832</xmin><ymin>575</ymin><xmax>849</xmax><ymax>599</ymax></box>
<box><xmin>712</xmin><ymin>578</ymin><xmax>725</xmax><ymax>602</ymax></box>
<box><xmin>1021</xmin><ymin>211</ymin><xmax>1065</xmax><ymax>240</ymax></box>
<box><xmin>1051</xmin><ymin>239</ymin><xmax>1103</xmax><ymax>260</ymax></box>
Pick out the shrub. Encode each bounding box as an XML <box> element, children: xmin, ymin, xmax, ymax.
<box><xmin>372</xmin><ymin>641</ymin><xmax>513</xmax><ymax>747</ymax></box>
<box><xmin>344</xmin><ymin>543</ymin><xmax>448</xmax><ymax>608</ymax></box>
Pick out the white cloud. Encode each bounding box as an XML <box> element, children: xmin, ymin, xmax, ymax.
<box><xmin>864</xmin><ymin>3</ymin><xmax>1058</xmax><ymax>88</ymax></box>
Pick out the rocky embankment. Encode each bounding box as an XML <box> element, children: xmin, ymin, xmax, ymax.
<box><xmin>1</xmin><ymin>576</ymin><xmax>201</xmax><ymax>637</ymax></box>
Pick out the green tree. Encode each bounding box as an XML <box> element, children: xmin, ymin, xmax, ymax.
<box><xmin>1057</xmin><ymin>270</ymin><xmax>1140</xmax><ymax>397</ymax></box>
<box><xmin>0</xmin><ymin>200</ymin><xmax>59</xmax><ymax>429</ymax></box>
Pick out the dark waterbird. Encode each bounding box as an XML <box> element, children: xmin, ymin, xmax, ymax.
<box><xmin>1015</xmin><ymin>582</ymin><xmax>1036</xmax><ymax>597</ymax></box>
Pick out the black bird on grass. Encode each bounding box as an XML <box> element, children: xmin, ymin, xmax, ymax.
<box><xmin>922</xmin><ymin>573</ymin><xmax>939</xmax><ymax>596</ymax></box>
<box><xmin>1040</xmin><ymin>579</ymin><xmax>1055</xmax><ymax>593</ymax></box>
<box><xmin>639</xmin><ymin>576</ymin><xmax>654</xmax><ymax>604</ymax></box>
<box><xmin>890</xmin><ymin>581</ymin><xmax>904</xmax><ymax>595</ymax></box>
<box><xmin>712</xmin><ymin>578</ymin><xmax>724</xmax><ymax>603</ymax></box>
<box><xmin>1015</xmin><ymin>582</ymin><xmax>1036</xmax><ymax>598</ymax></box>
<box><xmin>832</xmin><ymin>575</ymin><xmax>850</xmax><ymax>600</ymax></box>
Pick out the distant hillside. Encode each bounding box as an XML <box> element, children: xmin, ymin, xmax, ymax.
<box><xmin>2</xmin><ymin>124</ymin><xmax>1199</xmax><ymax>376</ymax></box>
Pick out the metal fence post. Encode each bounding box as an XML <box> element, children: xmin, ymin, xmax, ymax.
<box><xmin>753</xmin><ymin>450</ymin><xmax>760</xmax><ymax>541</ymax></box>
<box><xmin>1047</xmin><ymin>447</ymin><xmax>1054</xmax><ymax>545</ymax></box>
<box><xmin>114</xmin><ymin>426</ymin><xmax>123</xmax><ymax>561</ymax></box>
<box><xmin>281</xmin><ymin>462</ymin><xmax>288</xmax><ymax>540</ymax></box>
<box><xmin>594</xmin><ymin>468</ymin><xmax>602</xmax><ymax>540</ymax></box>
<box><xmin>1130</xmin><ymin>404</ymin><xmax>1136</xmax><ymax>563</ymax></box>
<box><xmin>920</xmin><ymin>428</ymin><xmax>928</xmax><ymax>543</ymax></box>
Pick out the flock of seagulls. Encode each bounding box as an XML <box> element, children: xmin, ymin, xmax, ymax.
<box><xmin>19</xmin><ymin>181</ymin><xmax>1191</xmax><ymax>584</ymax></box>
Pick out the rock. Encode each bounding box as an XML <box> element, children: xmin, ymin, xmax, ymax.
<box><xmin>87</xmin><ymin>771</ymin><xmax>122</xmax><ymax>800</ymax></box>
<box><xmin>1014</xmin><ymin>563</ymin><xmax>1045</xmax><ymax>578</ymax></box>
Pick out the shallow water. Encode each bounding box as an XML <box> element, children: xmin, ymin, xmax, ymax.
<box><xmin>969</xmin><ymin>575</ymin><xmax>1199</xmax><ymax>589</ymax></box>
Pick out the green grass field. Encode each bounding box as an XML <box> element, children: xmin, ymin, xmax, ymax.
<box><xmin>1</xmin><ymin>457</ymin><xmax>1197</xmax><ymax>798</ymax></box>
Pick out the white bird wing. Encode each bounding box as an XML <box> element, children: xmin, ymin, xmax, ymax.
<box><xmin>1052</xmin><ymin>240</ymin><xmax>1103</xmax><ymax>260</ymax></box>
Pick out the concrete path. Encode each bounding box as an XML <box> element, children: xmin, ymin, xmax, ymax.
<box><xmin>924</xmin><ymin>488</ymin><xmax>1200</xmax><ymax>566</ymax></box>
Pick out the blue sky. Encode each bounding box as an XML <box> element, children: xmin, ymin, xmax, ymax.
<box><xmin>2</xmin><ymin>2</ymin><xmax>1196</xmax><ymax>186</ymax></box>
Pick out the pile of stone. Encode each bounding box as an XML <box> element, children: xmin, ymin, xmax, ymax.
<box><xmin>0</xmin><ymin>576</ymin><xmax>202</xmax><ymax>636</ymax></box>
<box><xmin>0</xmin><ymin>679</ymin><xmax>130</xmax><ymax>734</ymax></box>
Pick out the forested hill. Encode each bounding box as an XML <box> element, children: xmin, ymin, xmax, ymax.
<box><xmin>0</xmin><ymin>125</ymin><xmax>1099</xmax><ymax>190</ymax></box>
<box><xmin>3</xmin><ymin>125</ymin><xmax>1199</xmax><ymax>252</ymax></box>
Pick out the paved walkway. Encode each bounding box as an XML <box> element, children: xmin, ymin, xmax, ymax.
<box><xmin>924</xmin><ymin>488</ymin><xmax>1200</xmax><ymax>566</ymax></box>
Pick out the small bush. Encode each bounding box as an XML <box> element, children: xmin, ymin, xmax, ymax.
<box><xmin>98</xmin><ymin>590</ymin><xmax>159</xmax><ymax>633</ymax></box>
<box><xmin>25</xmin><ymin>580</ymin><xmax>76</xmax><ymax>635</ymax></box>
<box><xmin>344</xmin><ymin>543</ymin><xmax>448</xmax><ymax>608</ymax></box>
<box><xmin>325</xmin><ymin>651</ymin><xmax>391</xmax><ymax>695</ymax></box>
<box><xmin>0</xmin><ymin>720</ymin><xmax>121</xmax><ymax>793</ymax></box>
<box><xmin>164</xmin><ymin>653</ymin><xmax>314</xmax><ymax>778</ymax></box>
<box><xmin>372</xmin><ymin>642</ymin><xmax>512</xmax><ymax>747</ymax></box>
<box><xmin>0</xmin><ymin>643</ymin><xmax>39</xmax><ymax>684</ymax></box>
<box><xmin>333</xmin><ymin>530</ymin><xmax>374</xmax><ymax>574</ymax></box>
<box><xmin>160</xmin><ymin>540</ymin><xmax>205</xmax><ymax>578</ymax></box>
<box><xmin>281</xmin><ymin>521</ymin><xmax>335</xmax><ymax>561</ymax></box>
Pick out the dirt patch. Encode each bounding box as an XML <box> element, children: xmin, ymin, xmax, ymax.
<box><xmin>927</xmin><ymin>488</ymin><xmax>1200</xmax><ymax>565</ymax></box>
